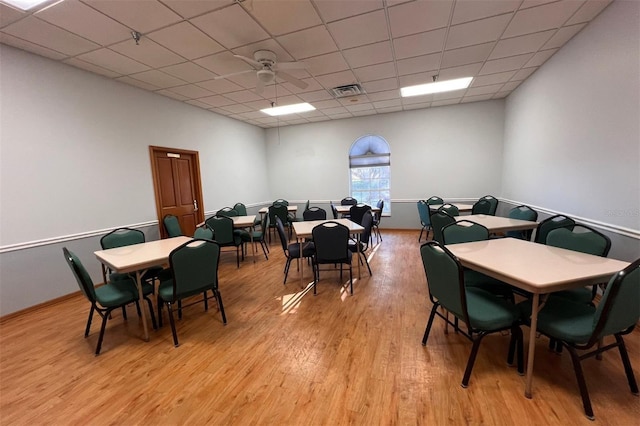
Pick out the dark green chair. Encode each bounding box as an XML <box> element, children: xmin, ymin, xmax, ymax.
<box><xmin>205</xmin><ymin>215</ymin><xmax>243</xmax><ymax>268</ymax></box>
<box><xmin>216</xmin><ymin>207</ymin><xmax>238</xmax><ymax>217</ymax></box>
<box><xmin>518</xmin><ymin>259</ymin><xmax>639</xmax><ymax>420</ymax></box>
<box><xmin>157</xmin><ymin>239</ymin><xmax>227</xmax><ymax>347</ymax></box>
<box><xmin>275</xmin><ymin>216</ymin><xmax>314</xmax><ymax>284</ymax></box>
<box><xmin>163</xmin><ymin>214</ymin><xmax>183</xmax><ymax>237</ymax></box>
<box><xmin>312</xmin><ymin>221</ymin><xmax>353</xmax><ymax>295</ymax></box>
<box><xmin>417</xmin><ymin>200</ymin><xmax>432</xmax><ymax>242</ymax></box>
<box><xmin>235</xmin><ymin>202</ymin><xmax>261</xmax><ymax>226</ymax></box>
<box><xmin>534</xmin><ymin>214</ymin><xmax>575</xmax><ymax>243</ymax></box>
<box><xmin>430</xmin><ymin>210</ymin><xmax>456</xmax><ymax>245</ymax></box>
<box><xmin>426</xmin><ymin>196</ymin><xmax>444</xmax><ymax>205</ymax></box>
<box><xmin>476</xmin><ymin>195</ymin><xmax>498</xmax><ymax>215</ymax></box>
<box><xmin>439</xmin><ymin>203</ymin><xmax>459</xmax><ymax>217</ymax></box>
<box><xmin>240</xmin><ymin>213</ymin><xmax>269</xmax><ymax>260</ymax></box>
<box><xmin>63</xmin><ymin>247</ymin><xmax>156</xmax><ymax>355</ymax></box>
<box><xmin>193</xmin><ymin>225</ymin><xmax>214</xmax><ymax>240</ymax></box>
<box><xmin>420</xmin><ymin>242</ymin><xmax>523</xmax><ymax>387</ymax></box>
<box><xmin>506</xmin><ymin>205</ymin><xmax>538</xmax><ymax>240</ymax></box>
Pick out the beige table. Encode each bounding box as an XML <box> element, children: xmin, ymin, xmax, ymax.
<box><xmin>428</xmin><ymin>203</ymin><xmax>474</xmax><ymax>213</ymax></box>
<box><xmin>334</xmin><ymin>205</ymin><xmax>381</xmax><ymax>216</ymax></box>
<box><xmin>445</xmin><ymin>238</ymin><xmax>629</xmax><ymax>398</ymax></box>
<box><xmin>231</xmin><ymin>215</ymin><xmax>257</xmax><ymax>262</ymax></box>
<box><xmin>94</xmin><ymin>235</ymin><xmax>192</xmax><ymax>341</ymax></box>
<box><xmin>455</xmin><ymin>214</ymin><xmax>538</xmax><ymax>234</ymax></box>
<box><xmin>292</xmin><ymin>219</ymin><xmax>365</xmax><ymax>290</ymax></box>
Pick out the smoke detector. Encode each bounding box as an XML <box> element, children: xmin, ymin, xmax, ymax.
<box><xmin>331</xmin><ymin>83</ymin><xmax>365</xmax><ymax>98</ymax></box>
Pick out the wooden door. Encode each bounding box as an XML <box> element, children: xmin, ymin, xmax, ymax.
<box><xmin>149</xmin><ymin>146</ymin><xmax>204</xmax><ymax>238</ymax></box>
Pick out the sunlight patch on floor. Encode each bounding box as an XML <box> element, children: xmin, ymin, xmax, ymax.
<box><xmin>279</xmin><ymin>281</ymin><xmax>315</xmax><ymax>314</ymax></box>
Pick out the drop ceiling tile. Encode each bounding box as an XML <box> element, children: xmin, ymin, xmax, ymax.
<box><xmin>246</xmin><ymin>0</ymin><xmax>321</xmax><ymax>36</ymax></box>
<box><xmin>312</xmin><ymin>0</ymin><xmax>382</xmax><ymax>22</ymax></box>
<box><xmin>110</xmin><ymin>37</ymin><xmax>184</xmax><ymax>68</ymax></box>
<box><xmin>77</xmin><ymin>48</ymin><xmax>150</xmax><ymax>74</ymax></box>
<box><xmin>326</xmin><ymin>112</ymin><xmax>353</xmax><ymax>119</ymax></box>
<box><xmin>116</xmin><ymin>76</ymin><xmax>160</xmax><ymax>91</ymax></box>
<box><xmin>298</xmin><ymin>89</ymin><xmax>334</xmax><ymax>102</ymax></box>
<box><xmin>511</xmin><ymin>67</ymin><xmax>537</xmax><ymax>81</ymax></box>
<box><xmin>194</xmin><ymin>50</ymin><xmax>252</xmax><ymax>75</ymax></box>
<box><xmin>488</xmin><ymin>30</ymin><xmax>555</xmax><ymax>60</ymax></box>
<box><xmin>393</xmin><ymin>28</ymin><xmax>446</xmax><ymax>60</ymax></box>
<box><xmin>524</xmin><ymin>48</ymin><xmax>558</xmax><ymax>67</ymax></box>
<box><xmin>232</xmin><ymin>39</ymin><xmax>294</xmax><ymax>63</ymax></box>
<box><xmin>328</xmin><ymin>10</ymin><xmax>388</xmax><ymax>50</ymax></box>
<box><xmin>440</xmin><ymin>42</ymin><xmax>494</xmax><ymax>68</ymax></box>
<box><xmin>191</xmin><ymin>4</ymin><xmax>269</xmax><ymax>49</ymax></box>
<box><xmin>451</xmin><ymin>0</ymin><xmax>520</xmax><ymax>25</ymax></box>
<box><xmin>239</xmin><ymin>111</ymin><xmax>266</xmax><ymax>119</ymax></box>
<box><xmin>479</xmin><ymin>53</ymin><xmax>533</xmax><ymax>74</ymax></box>
<box><xmin>493</xmin><ymin>91</ymin><xmax>512</xmax><ymax>99</ymax></box>
<box><xmin>445</xmin><ymin>14</ymin><xmax>512</xmax><ymax>50</ymax></box>
<box><xmin>228</xmin><ymin>72</ymin><xmax>259</xmax><ymax>89</ymax></box>
<box><xmin>399</xmin><ymin>73</ymin><xmax>436</xmax><ymax>87</ymax></box>
<box><xmin>396</xmin><ymin>53</ymin><xmax>440</xmax><ymax>76</ymax></box>
<box><xmin>147</xmin><ymin>22</ymin><xmax>225</xmax><ymax>60</ymax></box>
<box><xmin>0</xmin><ymin>3</ymin><xmax>25</xmax><ymax>27</ymax></box>
<box><xmin>280</xmin><ymin>77</ymin><xmax>323</xmax><ymax>94</ymax></box>
<box><xmin>432</xmin><ymin>90</ymin><xmax>465</xmax><ymax>101</ymax></box>
<box><xmin>64</xmin><ymin>57</ymin><xmax>121</xmax><ymax>77</ymax></box>
<box><xmin>35</xmin><ymin>0</ymin><xmax>129</xmax><ymax>46</ymax></box>
<box><xmin>197</xmin><ymin>78</ymin><xmax>244</xmax><ymax>94</ymax></box>
<box><xmin>438</xmin><ymin>62</ymin><xmax>483</xmax><ymax>80</ymax></box>
<box><xmin>277</xmin><ymin>25</ymin><xmax>338</xmax><ymax>59</ymax></box>
<box><xmin>312</xmin><ymin>99</ymin><xmax>342</xmax><ymax>109</ymax></box>
<box><xmin>503</xmin><ymin>1</ymin><xmax>584</xmax><ymax>38</ymax></box>
<box><xmin>346</xmin><ymin>103</ymin><xmax>374</xmax><ymax>112</ymax></box>
<box><xmin>403</xmin><ymin>100</ymin><xmax>431</xmax><ymax>109</ymax></box>
<box><xmin>322</xmin><ymin>106</ymin><xmax>349</xmax><ymax>115</ymax></box>
<box><xmin>305</xmin><ymin>52</ymin><xmax>350</xmax><ymax>76</ymax></box>
<box><xmin>354</xmin><ymin>62</ymin><xmax>396</xmax><ymax>82</ymax></box>
<box><xmin>367</xmin><ymin>89</ymin><xmax>400</xmax><ymax>102</ymax></box>
<box><xmin>352</xmin><ymin>109</ymin><xmax>377</xmax><ymax>117</ymax></box>
<box><xmin>376</xmin><ymin>106</ymin><xmax>403</xmax><ymax>114</ymax></box>
<box><xmin>462</xmin><ymin>93</ymin><xmax>494</xmax><ymax>102</ymax></box>
<box><xmin>542</xmin><ymin>23</ymin><xmax>586</xmax><ymax>49</ymax></box>
<box><xmin>168</xmin><ymin>84</ymin><xmax>214</xmax><ymax>99</ymax></box>
<box><xmin>274</xmin><ymin>95</ymin><xmax>303</xmax><ymax>105</ymax></box>
<box><xmin>220</xmin><ymin>103</ymin><xmax>254</xmax><ymax>114</ymax></box>
<box><xmin>0</xmin><ymin>33</ymin><xmax>68</xmax><ymax>60</ymax></box>
<box><xmin>2</xmin><ymin>16</ymin><xmax>99</xmax><ymax>56</ymax></box>
<box><xmin>431</xmin><ymin>98</ymin><xmax>461</xmax><ymax>107</ymax></box>
<box><xmin>156</xmin><ymin>89</ymin><xmax>190</xmax><ymax>101</ymax></box>
<box><xmin>373</xmin><ymin>99</ymin><xmax>402</xmax><ymax>109</ymax></box>
<box><xmin>160</xmin><ymin>62</ymin><xmax>217</xmax><ymax>83</ymax></box>
<box><xmin>388</xmin><ymin>0</ymin><xmax>452</xmax><ymax>38</ymax></box>
<box><xmin>260</xmin><ymin>84</ymin><xmax>293</xmax><ymax>99</ymax></box>
<box><xmin>338</xmin><ymin>94</ymin><xmax>370</xmax><ymax>106</ymax></box>
<box><xmin>500</xmin><ymin>81</ymin><xmax>523</xmax><ymax>91</ymax></box>
<box><xmin>465</xmin><ymin>83</ymin><xmax>504</xmax><ymax>96</ymax></box>
<box><xmin>566</xmin><ymin>0</ymin><xmax>612</xmax><ymax>25</ymax></box>
<box><xmin>245</xmin><ymin>99</ymin><xmax>275</xmax><ymax>110</ymax></box>
<box><xmin>342</xmin><ymin>41</ymin><xmax>393</xmax><ymax>68</ymax></box>
<box><xmin>128</xmin><ymin>69</ymin><xmax>185</xmax><ymax>88</ymax></box>
<box><xmin>84</xmin><ymin>0</ymin><xmax>183</xmax><ymax>33</ymax></box>
<box><xmin>315</xmin><ymin>70</ymin><xmax>358</xmax><ymax>89</ymax></box>
<box><xmin>362</xmin><ymin>78</ymin><xmax>398</xmax><ymax>93</ymax></box>
<box><xmin>224</xmin><ymin>90</ymin><xmax>263</xmax><ymax>103</ymax></box>
<box><xmin>162</xmin><ymin>0</ymin><xmax>232</xmax><ymax>18</ymax></box>
<box><xmin>470</xmin><ymin>70</ymin><xmax>516</xmax><ymax>87</ymax></box>
<box><xmin>198</xmin><ymin>94</ymin><xmax>237</xmax><ymax>107</ymax></box>
<box><xmin>185</xmin><ymin>99</ymin><xmax>213</xmax><ymax>109</ymax></box>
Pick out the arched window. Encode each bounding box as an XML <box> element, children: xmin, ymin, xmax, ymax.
<box><xmin>349</xmin><ymin>135</ymin><xmax>390</xmax><ymax>214</ymax></box>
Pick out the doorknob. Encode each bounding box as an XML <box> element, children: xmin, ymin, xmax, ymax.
<box><xmin>193</xmin><ymin>199</ymin><xmax>198</xmax><ymax>211</ymax></box>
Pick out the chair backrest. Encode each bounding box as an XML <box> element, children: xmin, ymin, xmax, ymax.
<box><xmin>420</xmin><ymin>242</ymin><xmax>468</xmax><ymax>323</ymax></box>
<box><xmin>269</xmin><ymin>203</ymin><xmax>289</xmax><ymax>226</ymax></box>
<box><xmin>545</xmin><ymin>224</ymin><xmax>611</xmax><ymax>257</ymax></box>
<box><xmin>438</xmin><ymin>203</ymin><xmax>459</xmax><ymax>217</ymax></box>
<box><xmin>163</xmin><ymin>215</ymin><xmax>183</xmax><ymax>237</ymax></box>
<box><xmin>442</xmin><ymin>220</ymin><xmax>489</xmax><ymax>244</ymax></box>
<box><xmin>471</xmin><ymin>199</ymin><xmax>492</xmax><ymax>215</ymax></box>
<box><xmin>194</xmin><ymin>225</ymin><xmax>214</xmax><ymax>240</ymax></box>
<box><xmin>426</xmin><ymin>196</ymin><xmax>444</xmax><ymax>205</ymax></box>
<box><xmin>101</xmin><ymin>228</ymin><xmax>145</xmax><ymax>249</ymax></box>
<box><xmin>590</xmin><ymin>259</ymin><xmax>640</xmax><ymax>344</ymax></box>
<box><xmin>312</xmin><ymin>221</ymin><xmax>350</xmax><ymax>262</ymax></box>
<box><xmin>375</xmin><ymin>200</ymin><xmax>384</xmax><ymax>223</ymax></box>
<box><xmin>330</xmin><ymin>201</ymin><xmax>339</xmax><ymax>219</ymax></box>
<box><xmin>168</xmin><ymin>239</ymin><xmax>221</xmax><ymax>300</ymax></box>
<box><xmin>275</xmin><ymin>216</ymin><xmax>290</xmax><ymax>253</ymax></box>
<box><xmin>534</xmin><ymin>214</ymin><xmax>575</xmax><ymax>243</ymax></box>
<box><xmin>417</xmin><ymin>200</ymin><xmax>431</xmax><ymax>226</ymax></box>
<box><xmin>62</xmin><ymin>247</ymin><xmax>97</xmax><ymax>303</ymax></box>
<box><xmin>431</xmin><ymin>210</ymin><xmax>456</xmax><ymax>244</ymax></box>
<box><xmin>341</xmin><ymin>197</ymin><xmax>357</xmax><ymax>206</ymax></box>
<box><xmin>303</xmin><ymin>207</ymin><xmax>327</xmax><ymax>221</ymax></box>
<box><xmin>274</xmin><ymin>199</ymin><xmax>289</xmax><ymax>206</ymax></box>
<box><xmin>508</xmin><ymin>205</ymin><xmax>538</xmax><ymax>222</ymax></box>
<box><xmin>349</xmin><ymin>203</ymin><xmax>370</xmax><ymax>225</ymax></box>
<box><xmin>205</xmin><ymin>215</ymin><xmax>234</xmax><ymax>244</ymax></box>
<box><xmin>478</xmin><ymin>195</ymin><xmax>498</xmax><ymax>215</ymax></box>
<box><xmin>216</xmin><ymin>207</ymin><xmax>238</xmax><ymax>217</ymax></box>
<box><xmin>359</xmin><ymin>210</ymin><xmax>374</xmax><ymax>248</ymax></box>
<box><xmin>233</xmin><ymin>202</ymin><xmax>247</xmax><ymax>216</ymax></box>
<box><xmin>303</xmin><ymin>200</ymin><xmax>310</xmax><ymax>212</ymax></box>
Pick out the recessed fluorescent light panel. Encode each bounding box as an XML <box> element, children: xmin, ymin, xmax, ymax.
<box><xmin>2</xmin><ymin>0</ymin><xmax>55</xmax><ymax>10</ymax></box>
<box><xmin>260</xmin><ymin>102</ymin><xmax>316</xmax><ymax>116</ymax></box>
<box><xmin>400</xmin><ymin>77</ymin><xmax>473</xmax><ymax>97</ymax></box>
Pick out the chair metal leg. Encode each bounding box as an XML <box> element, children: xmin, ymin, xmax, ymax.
<box><xmin>121</xmin><ymin>306</ymin><xmax>128</xmax><ymax>320</ymax></box>
<box><xmin>95</xmin><ymin>309</ymin><xmax>111</xmax><ymax>355</ymax></box>
<box><xmin>362</xmin><ymin>253</ymin><xmax>372</xmax><ymax>275</ymax></box>
<box><xmin>419</xmin><ymin>227</ymin><xmax>424</xmax><ymax>242</ymax></box>
<box><xmin>615</xmin><ymin>334</ymin><xmax>639</xmax><ymax>394</ymax></box>
<box><xmin>85</xmin><ymin>305</ymin><xmax>95</xmax><ymax>337</ymax></box>
<box><xmin>422</xmin><ymin>303</ymin><xmax>439</xmax><ymax>345</ymax></box>
<box><xmin>462</xmin><ymin>332</ymin><xmax>486</xmax><ymax>388</ymax></box>
<box><xmin>349</xmin><ymin>264</ymin><xmax>353</xmax><ymax>294</ymax></box>
<box><xmin>566</xmin><ymin>344</ymin><xmax>595</xmax><ymax>420</ymax></box>
<box><xmin>203</xmin><ymin>291</ymin><xmax>209</xmax><ymax>311</ymax></box>
<box><xmin>260</xmin><ymin>240</ymin><xmax>269</xmax><ymax>260</ymax></box>
<box><xmin>157</xmin><ymin>296</ymin><xmax>164</xmax><ymax>328</ymax></box>
<box><xmin>284</xmin><ymin>258</ymin><xmax>292</xmax><ymax>284</ymax></box>
<box><xmin>134</xmin><ymin>300</ymin><xmax>142</xmax><ymax>317</ymax></box>
<box><xmin>144</xmin><ymin>296</ymin><xmax>157</xmax><ymax>330</ymax></box>
<box><xmin>178</xmin><ymin>300</ymin><xmax>183</xmax><ymax>320</ymax></box>
<box><xmin>166</xmin><ymin>302</ymin><xmax>179</xmax><ymax>347</ymax></box>
<box><xmin>214</xmin><ymin>289</ymin><xmax>227</xmax><ymax>324</ymax></box>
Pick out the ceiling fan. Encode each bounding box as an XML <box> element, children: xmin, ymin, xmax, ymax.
<box><xmin>214</xmin><ymin>50</ymin><xmax>308</xmax><ymax>94</ymax></box>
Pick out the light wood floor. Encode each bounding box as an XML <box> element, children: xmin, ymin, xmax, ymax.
<box><xmin>1</xmin><ymin>230</ymin><xmax>638</xmax><ymax>425</ymax></box>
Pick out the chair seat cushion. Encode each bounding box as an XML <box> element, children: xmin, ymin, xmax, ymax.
<box><xmin>518</xmin><ymin>297</ymin><xmax>595</xmax><ymax>344</ymax></box>
<box><xmin>465</xmin><ymin>287</ymin><xmax>519</xmax><ymax>331</ymax></box>
<box><xmin>95</xmin><ymin>280</ymin><xmax>137</xmax><ymax>307</ymax></box>
<box><xmin>464</xmin><ymin>270</ymin><xmax>514</xmax><ymax>300</ymax></box>
<box><xmin>287</xmin><ymin>242</ymin><xmax>315</xmax><ymax>258</ymax></box>
<box><xmin>549</xmin><ymin>287</ymin><xmax>594</xmax><ymax>305</ymax></box>
<box><xmin>108</xmin><ymin>273</ymin><xmax>155</xmax><ymax>295</ymax></box>
<box><xmin>157</xmin><ymin>278</ymin><xmax>207</xmax><ymax>302</ymax></box>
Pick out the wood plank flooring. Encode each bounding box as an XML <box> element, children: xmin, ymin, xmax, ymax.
<box><xmin>1</xmin><ymin>230</ymin><xmax>638</xmax><ymax>425</ymax></box>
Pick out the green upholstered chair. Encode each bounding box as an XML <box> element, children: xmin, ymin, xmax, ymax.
<box><xmin>348</xmin><ymin>209</ymin><xmax>373</xmax><ymax>276</ymax></box>
<box><xmin>426</xmin><ymin>196</ymin><xmax>444</xmax><ymax>205</ymax></box>
<box><xmin>506</xmin><ymin>205</ymin><xmax>538</xmax><ymax>240</ymax></box>
<box><xmin>240</xmin><ymin>213</ymin><xmax>269</xmax><ymax>260</ymax></box>
<box><xmin>157</xmin><ymin>239</ymin><xmax>227</xmax><ymax>347</ymax></box>
<box><xmin>312</xmin><ymin>221</ymin><xmax>353</xmax><ymax>295</ymax></box>
<box><xmin>163</xmin><ymin>214</ymin><xmax>183</xmax><ymax>237</ymax></box>
<box><xmin>274</xmin><ymin>199</ymin><xmax>289</xmax><ymax>206</ymax></box>
<box><xmin>417</xmin><ymin>200</ymin><xmax>432</xmax><ymax>242</ymax></box>
<box><xmin>475</xmin><ymin>195</ymin><xmax>498</xmax><ymax>215</ymax></box>
<box><xmin>438</xmin><ymin>203</ymin><xmax>459</xmax><ymax>217</ymax></box>
<box><xmin>234</xmin><ymin>202</ymin><xmax>261</xmax><ymax>227</ymax></box>
<box><xmin>275</xmin><ymin>216</ymin><xmax>314</xmax><ymax>284</ymax></box>
<box><xmin>63</xmin><ymin>247</ymin><xmax>156</xmax><ymax>355</ymax></box>
<box><xmin>216</xmin><ymin>207</ymin><xmax>238</xmax><ymax>217</ymax></box>
<box><xmin>205</xmin><ymin>215</ymin><xmax>243</xmax><ymax>268</ymax></box>
<box><xmin>193</xmin><ymin>225</ymin><xmax>213</xmax><ymax>240</ymax></box>
<box><xmin>430</xmin><ymin>210</ymin><xmax>456</xmax><ymax>245</ymax></box>
<box><xmin>420</xmin><ymin>242</ymin><xmax>523</xmax><ymax>387</ymax></box>
<box><xmin>534</xmin><ymin>214</ymin><xmax>575</xmax><ymax>243</ymax></box>
<box><xmin>518</xmin><ymin>259</ymin><xmax>639</xmax><ymax>420</ymax></box>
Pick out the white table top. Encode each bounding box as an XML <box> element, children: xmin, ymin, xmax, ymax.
<box><xmin>446</xmin><ymin>238</ymin><xmax>629</xmax><ymax>294</ymax></box>
<box><xmin>94</xmin><ymin>236</ymin><xmax>192</xmax><ymax>274</ymax></box>
<box><xmin>429</xmin><ymin>203</ymin><xmax>474</xmax><ymax>212</ymax></box>
<box><xmin>455</xmin><ymin>214</ymin><xmax>538</xmax><ymax>233</ymax></box>
<box><xmin>335</xmin><ymin>205</ymin><xmax>381</xmax><ymax>214</ymax></box>
<box><xmin>258</xmin><ymin>205</ymin><xmax>297</xmax><ymax>214</ymax></box>
<box><xmin>293</xmin><ymin>218</ymin><xmax>364</xmax><ymax>239</ymax></box>
<box><xmin>231</xmin><ymin>215</ymin><xmax>256</xmax><ymax>228</ymax></box>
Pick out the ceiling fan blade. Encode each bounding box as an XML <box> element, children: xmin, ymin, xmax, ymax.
<box><xmin>255</xmin><ymin>76</ymin><xmax>265</xmax><ymax>94</ymax></box>
<box><xmin>233</xmin><ymin>54</ymin><xmax>262</xmax><ymax>69</ymax></box>
<box><xmin>275</xmin><ymin>61</ymin><xmax>308</xmax><ymax>70</ymax></box>
<box><xmin>277</xmin><ymin>71</ymin><xmax>308</xmax><ymax>90</ymax></box>
<box><xmin>213</xmin><ymin>69</ymin><xmax>255</xmax><ymax>80</ymax></box>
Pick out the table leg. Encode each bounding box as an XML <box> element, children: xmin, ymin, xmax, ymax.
<box><xmin>250</xmin><ymin>225</ymin><xmax>256</xmax><ymax>263</ymax></box>
<box><xmin>299</xmin><ymin>237</ymin><xmax>305</xmax><ymax>289</ymax></box>
<box><xmin>357</xmin><ymin>233</ymin><xmax>361</xmax><ymax>280</ymax></box>
<box><xmin>525</xmin><ymin>293</ymin><xmax>541</xmax><ymax>398</ymax></box>
<box><xmin>135</xmin><ymin>270</ymin><xmax>150</xmax><ymax>341</ymax></box>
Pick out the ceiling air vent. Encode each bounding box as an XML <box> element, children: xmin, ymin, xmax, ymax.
<box><xmin>331</xmin><ymin>83</ymin><xmax>365</xmax><ymax>98</ymax></box>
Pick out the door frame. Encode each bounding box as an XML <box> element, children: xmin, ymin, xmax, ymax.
<box><xmin>149</xmin><ymin>145</ymin><xmax>205</xmax><ymax>238</ymax></box>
